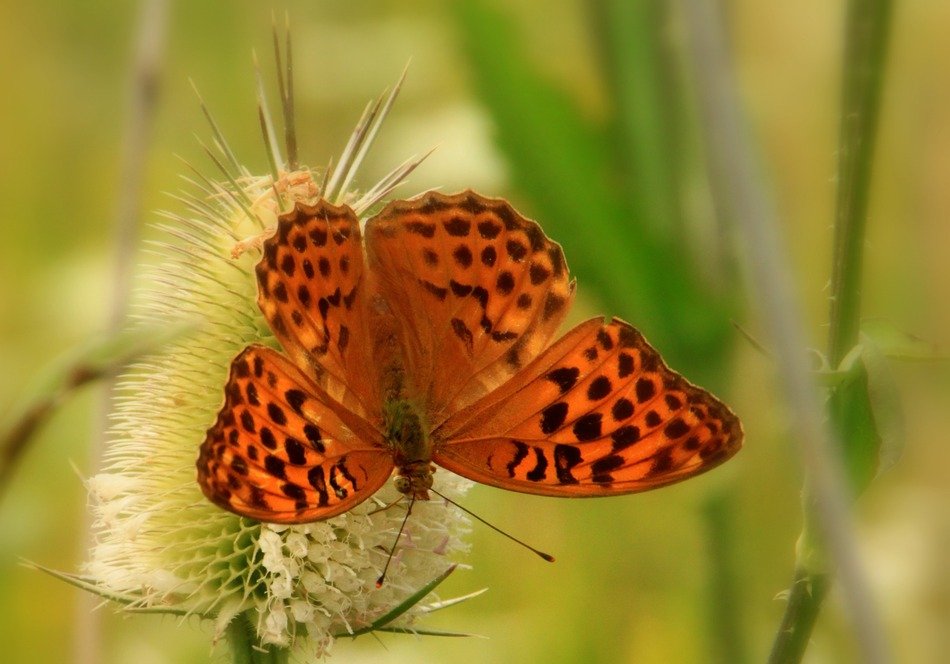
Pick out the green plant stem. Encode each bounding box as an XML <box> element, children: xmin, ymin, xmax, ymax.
<box><xmin>227</xmin><ymin>613</ymin><xmax>289</xmax><ymax>664</ymax></box>
<box><xmin>768</xmin><ymin>568</ymin><xmax>832</xmax><ymax>664</ymax></box>
<box><xmin>772</xmin><ymin>0</ymin><xmax>894</xmax><ymax>661</ymax></box>
<box><xmin>829</xmin><ymin>0</ymin><xmax>894</xmax><ymax>366</ymax></box>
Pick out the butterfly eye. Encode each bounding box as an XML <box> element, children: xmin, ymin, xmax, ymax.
<box><xmin>394</xmin><ymin>476</ymin><xmax>411</xmax><ymax>494</ymax></box>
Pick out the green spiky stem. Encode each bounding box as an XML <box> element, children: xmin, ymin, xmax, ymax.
<box><xmin>768</xmin><ymin>568</ymin><xmax>832</xmax><ymax>664</ymax></box>
<box><xmin>771</xmin><ymin>0</ymin><xmax>893</xmax><ymax>662</ymax></box>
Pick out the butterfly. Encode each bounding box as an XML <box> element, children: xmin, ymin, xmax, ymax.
<box><xmin>197</xmin><ymin>191</ymin><xmax>742</xmax><ymax>523</ymax></box>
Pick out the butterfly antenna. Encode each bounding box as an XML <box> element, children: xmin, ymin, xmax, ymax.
<box><xmin>430</xmin><ymin>488</ymin><xmax>555</xmax><ymax>563</ymax></box>
<box><xmin>376</xmin><ymin>496</ymin><xmax>415</xmax><ymax>588</ymax></box>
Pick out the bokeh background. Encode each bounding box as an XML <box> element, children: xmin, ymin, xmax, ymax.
<box><xmin>1</xmin><ymin>1</ymin><xmax>948</xmax><ymax>662</ymax></box>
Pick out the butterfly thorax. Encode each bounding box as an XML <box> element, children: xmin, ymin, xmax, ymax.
<box><xmin>383</xmin><ymin>397</ymin><xmax>434</xmax><ymax>500</ymax></box>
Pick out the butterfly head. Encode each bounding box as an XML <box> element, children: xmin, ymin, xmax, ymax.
<box><xmin>393</xmin><ymin>460</ymin><xmax>434</xmax><ymax>500</ymax></box>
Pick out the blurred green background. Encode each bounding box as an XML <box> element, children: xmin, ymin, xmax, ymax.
<box><xmin>1</xmin><ymin>1</ymin><xmax>948</xmax><ymax>662</ymax></box>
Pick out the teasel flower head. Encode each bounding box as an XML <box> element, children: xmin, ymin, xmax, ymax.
<box><xmin>44</xmin><ymin>33</ymin><xmax>476</xmax><ymax>660</ymax></box>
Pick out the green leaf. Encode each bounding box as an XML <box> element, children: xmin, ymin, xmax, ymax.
<box><xmin>826</xmin><ymin>338</ymin><xmax>903</xmax><ymax>494</ymax></box>
<box><xmin>861</xmin><ymin>318</ymin><xmax>947</xmax><ymax>362</ymax></box>
<box><xmin>333</xmin><ymin>564</ymin><xmax>470</xmax><ymax>639</ymax></box>
<box><xmin>374</xmin><ymin>626</ymin><xmax>481</xmax><ymax>638</ymax></box>
<box><xmin>25</xmin><ymin>561</ymin><xmax>192</xmax><ymax>616</ymax></box>
<box><xmin>858</xmin><ymin>336</ymin><xmax>904</xmax><ymax>476</ymax></box>
<box><xmin>420</xmin><ymin>587</ymin><xmax>487</xmax><ymax>613</ymax></box>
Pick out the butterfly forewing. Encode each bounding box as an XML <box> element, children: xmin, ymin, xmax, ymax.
<box><xmin>197</xmin><ymin>345</ymin><xmax>393</xmax><ymax>523</ymax></box>
<box><xmin>433</xmin><ymin>318</ymin><xmax>742</xmax><ymax>496</ymax></box>
<box><xmin>256</xmin><ymin>200</ymin><xmax>379</xmax><ymax>415</ymax></box>
<box><xmin>365</xmin><ymin>190</ymin><xmax>575</xmax><ymax>423</ymax></box>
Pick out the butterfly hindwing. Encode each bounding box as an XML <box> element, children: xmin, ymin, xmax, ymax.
<box><xmin>197</xmin><ymin>345</ymin><xmax>393</xmax><ymax>523</ymax></box>
<box><xmin>433</xmin><ymin>318</ymin><xmax>743</xmax><ymax>496</ymax></box>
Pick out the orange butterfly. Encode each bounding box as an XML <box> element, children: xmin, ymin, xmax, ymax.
<box><xmin>197</xmin><ymin>191</ymin><xmax>742</xmax><ymax>523</ymax></box>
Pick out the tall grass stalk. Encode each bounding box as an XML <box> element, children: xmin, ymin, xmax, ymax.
<box><xmin>76</xmin><ymin>2</ymin><xmax>168</xmax><ymax>663</ymax></box>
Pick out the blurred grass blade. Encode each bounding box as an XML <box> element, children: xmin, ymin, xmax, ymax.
<box><xmin>451</xmin><ymin>0</ymin><xmax>646</xmax><ymax>316</ymax></box>
<box><xmin>589</xmin><ymin>0</ymin><xmax>684</xmax><ymax>238</ymax></box>
<box><xmin>452</xmin><ymin>0</ymin><xmax>736</xmax><ymax>379</ymax></box>
<box><xmin>703</xmin><ymin>490</ymin><xmax>748</xmax><ymax>664</ymax></box>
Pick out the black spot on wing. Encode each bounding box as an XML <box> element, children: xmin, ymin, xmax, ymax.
<box><xmin>267</xmin><ymin>403</ymin><xmax>287</xmax><ymax>426</ymax></box>
<box><xmin>546</xmin><ymin>367</ymin><xmax>580</xmax><ymax>394</ymax></box>
<box><xmin>260</xmin><ymin>427</ymin><xmax>277</xmax><ymax>450</ymax></box>
<box><xmin>526</xmin><ymin>447</ymin><xmax>548</xmax><ymax>482</ymax></box>
<box><xmin>506</xmin><ymin>440</ymin><xmax>529</xmax><ymax>478</ymax></box>
<box><xmin>591</xmin><ymin>454</ymin><xmax>624</xmax><ymax>484</ymax></box>
<box><xmin>553</xmin><ymin>444</ymin><xmax>582</xmax><ymax>484</ymax></box>
<box><xmin>635</xmin><ymin>378</ymin><xmax>656</xmax><ymax>403</ymax></box>
<box><xmin>264</xmin><ymin>455</ymin><xmax>286</xmax><ymax>480</ymax></box>
<box><xmin>284</xmin><ymin>436</ymin><xmax>306</xmax><ymax>465</ymax></box>
<box><xmin>444</xmin><ymin>216</ymin><xmax>471</xmax><ymax>236</ymax></box>
<box><xmin>303</xmin><ymin>423</ymin><xmax>324</xmax><ymax>453</ymax></box>
<box><xmin>664</xmin><ymin>418</ymin><xmax>690</xmax><ymax>439</ymax></box>
<box><xmin>406</xmin><ymin>220</ymin><xmax>436</xmax><ymax>238</ymax></box>
<box><xmin>586</xmin><ymin>376</ymin><xmax>612</xmax><ymax>401</ymax></box>
<box><xmin>285</xmin><ymin>389</ymin><xmax>306</xmax><ymax>414</ymax></box>
<box><xmin>611</xmin><ymin>425</ymin><xmax>640</xmax><ymax>451</ymax></box>
<box><xmin>307</xmin><ymin>466</ymin><xmax>330</xmax><ymax>507</ymax></box>
<box><xmin>618</xmin><ymin>353</ymin><xmax>635</xmax><ymax>378</ymax></box>
<box><xmin>612</xmin><ymin>398</ymin><xmax>634</xmax><ymax>421</ymax></box>
<box><xmin>572</xmin><ymin>413</ymin><xmax>603</xmax><ymax>441</ymax></box>
<box><xmin>281</xmin><ymin>482</ymin><xmax>306</xmax><ymax>501</ymax></box>
<box><xmin>540</xmin><ymin>402</ymin><xmax>569</xmax><ymax>434</ymax></box>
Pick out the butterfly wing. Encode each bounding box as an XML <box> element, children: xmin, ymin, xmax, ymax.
<box><xmin>365</xmin><ymin>190</ymin><xmax>574</xmax><ymax>422</ymax></box>
<box><xmin>256</xmin><ymin>200</ymin><xmax>380</xmax><ymax>416</ymax></box>
<box><xmin>432</xmin><ymin>318</ymin><xmax>742</xmax><ymax>496</ymax></box>
<box><xmin>197</xmin><ymin>345</ymin><xmax>393</xmax><ymax>522</ymax></box>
